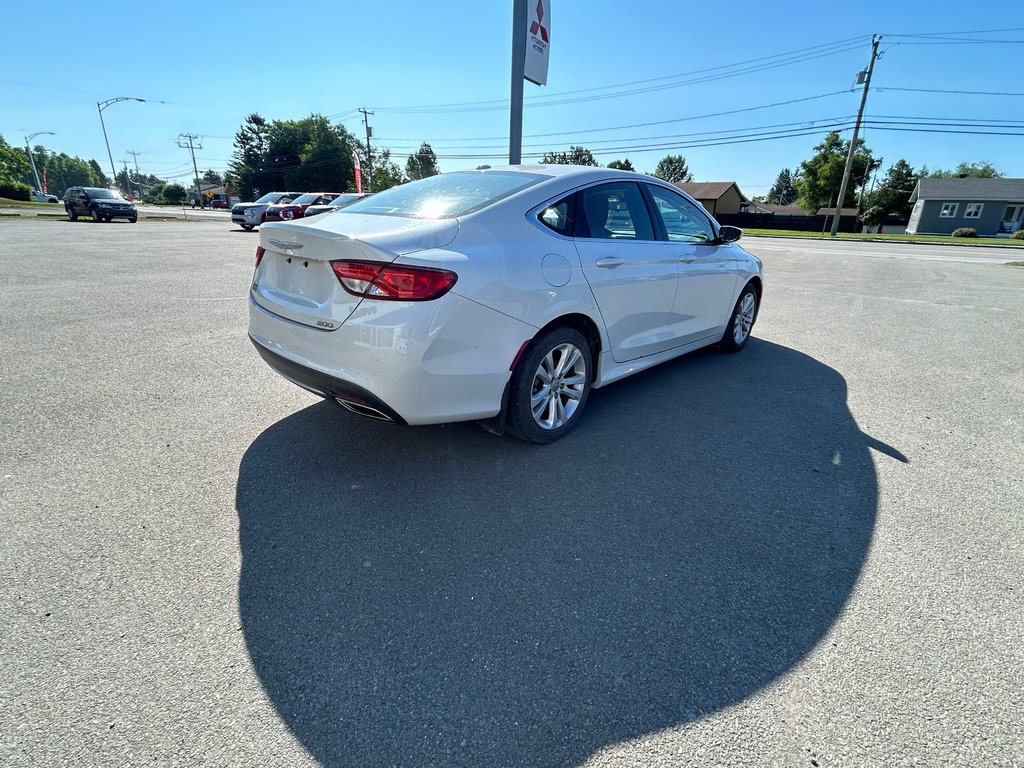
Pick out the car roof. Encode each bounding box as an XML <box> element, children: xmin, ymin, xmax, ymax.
<box><xmin>473</xmin><ymin>164</ymin><xmax>641</xmax><ymax>182</ymax></box>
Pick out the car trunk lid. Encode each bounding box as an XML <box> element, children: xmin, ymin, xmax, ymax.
<box><xmin>251</xmin><ymin>215</ymin><xmax>458</xmax><ymax>329</ymax></box>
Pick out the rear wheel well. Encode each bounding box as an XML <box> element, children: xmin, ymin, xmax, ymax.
<box><xmin>535</xmin><ymin>313</ymin><xmax>602</xmax><ymax>381</ymax></box>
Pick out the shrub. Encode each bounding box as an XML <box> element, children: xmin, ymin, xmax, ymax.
<box><xmin>1011</xmin><ymin>229</ymin><xmax>1024</xmax><ymax>240</ymax></box>
<box><xmin>160</xmin><ymin>183</ymin><xmax>187</xmax><ymax>205</ymax></box>
<box><xmin>0</xmin><ymin>181</ymin><xmax>31</xmax><ymax>200</ymax></box>
<box><xmin>951</xmin><ymin>227</ymin><xmax>977</xmax><ymax>238</ymax></box>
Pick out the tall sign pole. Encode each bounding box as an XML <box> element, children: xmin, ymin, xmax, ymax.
<box><xmin>830</xmin><ymin>35</ymin><xmax>880</xmax><ymax>236</ymax></box>
<box><xmin>509</xmin><ymin>0</ymin><xmax>528</xmax><ymax>165</ymax></box>
<box><xmin>509</xmin><ymin>0</ymin><xmax>550</xmax><ymax>165</ymax></box>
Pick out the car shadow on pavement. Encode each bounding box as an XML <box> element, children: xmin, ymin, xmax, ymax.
<box><xmin>235</xmin><ymin>339</ymin><xmax>899</xmax><ymax>767</ymax></box>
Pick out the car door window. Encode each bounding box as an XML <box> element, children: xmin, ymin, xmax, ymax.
<box><xmin>577</xmin><ymin>183</ymin><xmax>655</xmax><ymax>241</ymax></box>
<box><xmin>647</xmin><ymin>186</ymin><xmax>715</xmax><ymax>243</ymax></box>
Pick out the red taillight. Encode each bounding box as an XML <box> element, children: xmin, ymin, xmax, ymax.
<box><xmin>330</xmin><ymin>260</ymin><xmax>458</xmax><ymax>301</ymax></box>
<box><xmin>281</xmin><ymin>208</ymin><xmax>295</xmax><ymax>220</ymax></box>
<box><xmin>255</xmin><ymin>245</ymin><xmax>266</xmax><ymax>267</ymax></box>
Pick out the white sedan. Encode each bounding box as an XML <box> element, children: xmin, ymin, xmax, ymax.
<box><xmin>248</xmin><ymin>165</ymin><xmax>763</xmax><ymax>443</ymax></box>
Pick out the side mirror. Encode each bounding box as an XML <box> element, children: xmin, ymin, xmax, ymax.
<box><xmin>718</xmin><ymin>225</ymin><xmax>742</xmax><ymax>243</ymax></box>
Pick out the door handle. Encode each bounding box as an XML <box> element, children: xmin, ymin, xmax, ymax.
<box><xmin>595</xmin><ymin>257</ymin><xmax>624</xmax><ymax>269</ymax></box>
<box><xmin>679</xmin><ymin>257</ymin><xmax>695</xmax><ymax>264</ymax></box>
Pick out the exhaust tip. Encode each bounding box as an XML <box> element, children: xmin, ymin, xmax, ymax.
<box><xmin>335</xmin><ymin>397</ymin><xmax>394</xmax><ymax>422</ymax></box>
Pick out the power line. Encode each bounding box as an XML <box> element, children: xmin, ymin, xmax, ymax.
<box><xmin>373</xmin><ymin>90</ymin><xmax>857</xmax><ymax>144</ymax></box>
<box><xmin>876</xmin><ymin>86</ymin><xmax>1024</xmax><ymax>96</ymax></box>
<box><xmin>368</xmin><ymin>41</ymin><xmax>868</xmax><ymax>114</ymax></box>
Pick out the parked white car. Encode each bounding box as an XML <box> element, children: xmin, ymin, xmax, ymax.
<box><xmin>248</xmin><ymin>165</ymin><xmax>763</xmax><ymax>442</ymax></box>
<box><xmin>31</xmin><ymin>190</ymin><xmax>59</xmax><ymax>203</ymax></box>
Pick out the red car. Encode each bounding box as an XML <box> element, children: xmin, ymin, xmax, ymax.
<box><xmin>263</xmin><ymin>193</ymin><xmax>342</xmax><ymax>222</ymax></box>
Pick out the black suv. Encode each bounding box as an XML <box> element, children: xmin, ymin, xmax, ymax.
<box><xmin>63</xmin><ymin>187</ymin><xmax>138</xmax><ymax>223</ymax></box>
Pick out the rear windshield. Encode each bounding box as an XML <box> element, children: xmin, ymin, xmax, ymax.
<box><xmin>341</xmin><ymin>172</ymin><xmax>546</xmax><ymax>218</ymax></box>
<box><xmin>328</xmin><ymin>193</ymin><xmax>367</xmax><ymax>207</ymax></box>
<box><xmin>291</xmin><ymin>193</ymin><xmax>327</xmax><ymax>205</ymax></box>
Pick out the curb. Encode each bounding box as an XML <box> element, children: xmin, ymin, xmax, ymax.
<box><xmin>744</xmin><ymin>233</ymin><xmax>1024</xmax><ymax>250</ymax></box>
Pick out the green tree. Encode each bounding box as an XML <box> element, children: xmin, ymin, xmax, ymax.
<box><xmin>866</xmin><ymin>159</ymin><xmax>918</xmax><ymax>220</ymax></box>
<box><xmin>201</xmin><ymin>169</ymin><xmax>223</xmax><ymax>185</ymax></box>
<box><xmin>795</xmin><ymin>132</ymin><xmax>880</xmax><ymax>214</ymax></box>
<box><xmin>367</xmin><ymin>148</ymin><xmax>405</xmax><ymax>191</ymax></box>
<box><xmin>0</xmin><ymin>134</ymin><xmax>32</xmax><ymax>185</ymax></box>
<box><xmin>88</xmin><ymin>159</ymin><xmax>109</xmax><ymax>187</ymax></box>
<box><xmin>541</xmin><ymin>146</ymin><xmax>598</xmax><ymax>166</ymax></box>
<box><xmin>229</xmin><ymin>113</ymin><xmax>270</xmax><ymax>200</ymax></box>
<box><xmin>607</xmin><ymin>159</ymin><xmax>635</xmax><ymax>171</ymax></box>
<box><xmin>767</xmin><ymin>168</ymin><xmax>798</xmax><ymax>205</ymax></box>
<box><xmin>921</xmin><ymin>161</ymin><xmax>1003</xmax><ymax>179</ymax></box>
<box><xmin>229</xmin><ymin>113</ymin><xmax>359</xmax><ymax>197</ymax></box>
<box><xmin>651</xmin><ymin>154</ymin><xmax>694</xmax><ymax>184</ymax></box>
<box><xmin>405</xmin><ymin>142</ymin><xmax>439</xmax><ymax>181</ymax></box>
<box><xmin>161</xmin><ymin>183</ymin><xmax>187</xmax><ymax>204</ymax></box>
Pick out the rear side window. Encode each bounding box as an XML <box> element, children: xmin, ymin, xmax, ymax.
<box><xmin>576</xmin><ymin>183</ymin><xmax>656</xmax><ymax>241</ymax></box>
<box><xmin>538</xmin><ymin>196</ymin><xmax>576</xmax><ymax>235</ymax></box>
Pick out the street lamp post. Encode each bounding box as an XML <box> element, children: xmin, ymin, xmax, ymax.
<box><xmin>97</xmin><ymin>97</ymin><xmax>145</xmax><ymax>194</ymax></box>
<box><xmin>24</xmin><ymin>131</ymin><xmax>55</xmax><ymax>192</ymax></box>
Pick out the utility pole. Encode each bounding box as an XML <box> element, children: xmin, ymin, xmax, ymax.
<box><xmin>830</xmin><ymin>35</ymin><xmax>880</xmax><ymax>236</ymax></box>
<box><xmin>359</xmin><ymin>108</ymin><xmax>374</xmax><ymax>192</ymax></box>
<box><xmin>127</xmin><ymin>150</ymin><xmax>143</xmax><ymax>198</ymax></box>
<box><xmin>178</xmin><ymin>133</ymin><xmax>204</xmax><ymax>208</ymax></box>
<box><xmin>24</xmin><ymin>131</ymin><xmax>55</xmax><ymax>192</ymax></box>
<box><xmin>122</xmin><ymin>160</ymin><xmax>132</xmax><ymax>199</ymax></box>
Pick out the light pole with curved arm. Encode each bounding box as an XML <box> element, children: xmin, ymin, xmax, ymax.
<box><xmin>97</xmin><ymin>97</ymin><xmax>145</xmax><ymax>193</ymax></box>
<box><xmin>24</xmin><ymin>131</ymin><xmax>55</xmax><ymax>192</ymax></box>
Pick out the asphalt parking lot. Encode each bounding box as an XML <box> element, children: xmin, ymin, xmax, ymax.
<box><xmin>1</xmin><ymin>219</ymin><xmax>1021</xmax><ymax>767</ymax></box>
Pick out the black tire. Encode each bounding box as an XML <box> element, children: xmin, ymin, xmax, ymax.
<box><xmin>128</xmin><ymin>216</ymin><xmax>138</xmax><ymax>224</ymax></box>
<box><xmin>240</xmin><ymin>223</ymin><xmax>253</xmax><ymax>231</ymax></box>
<box><xmin>90</xmin><ymin>207</ymin><xmax>103</xmax><ymax>223</ymax></box>
<box><xmin>506</xmin><ymin>326</ymin><xmax>592</xmax><ymax>444</ymax></box>
<box><xmin>720</xmin><ymin>282</ymin><xmax>759</xmax><ymax>352</ymax></box>
<box><xmin>66</xmin><ymin>206</ymin><xmax>77</xmax><ymax>221</ymax></box>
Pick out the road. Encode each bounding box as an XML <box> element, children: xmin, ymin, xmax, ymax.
<box><xmin>1</xmin><ymin>220</ymin><xmax>1021</xmax><ymax>767</ymax></box>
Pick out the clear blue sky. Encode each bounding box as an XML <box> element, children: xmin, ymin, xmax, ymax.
<box><xmin>3</xmin><ymin>1</ymin><xmax>1022</xmax><ymax>196</ymax></box>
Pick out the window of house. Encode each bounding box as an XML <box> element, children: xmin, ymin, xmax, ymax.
<box><xmin>964</xmin><ymin>203</ymin><xmax>983</xmax><ymax>219</ymax></box>
<box><xmin>939</xmin><ymin>202</ymin><xmax>959</xmax><ymax>218</ymax></box>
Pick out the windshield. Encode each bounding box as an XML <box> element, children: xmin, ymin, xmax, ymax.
<box><xmin>340</xmin><ymin>172</ymin><xmax>546</xmax><ymax>218</ymax></box>
<box><xmin>291</xmin><ymin>193</ymin><xmax>325</xmax><ymax>206</ymax></box>
<box><xmin>85</xmin><ymin>188</ymin><xmax>122</xmax><ymax>200</ymax></box>
<box><xmin>254</xmin><ymin>192</ymin><xmax>284</xmax><ymax>204</ymax></box>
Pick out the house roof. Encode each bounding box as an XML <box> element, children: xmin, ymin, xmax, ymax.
<box><xmin>675</xmin><ymin>182</ymin><xmax>739</xmax><ymax>200</ymax></box>
<box><xmin>817</xmin><ymin>207</ymin><xmax>859</xmax><ymax>217</ymax></box>
<box><xmin>911</xmin><ymin>177</ymin><xmax>1024</xmax><ymax>202</ymax></box>
<box><xmin>761</xmin><ymin>203</ymin><xmax>806</xmax><ymax>216</ymax></box>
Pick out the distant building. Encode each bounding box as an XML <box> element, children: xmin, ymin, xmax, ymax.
<box><xmin>906</xmin><ymin>177</ymin><xmax>1024</xmax><ymax>236</ymax></box>
<box><xmin>675</xmin><ymin>182</ymin><xmax>748</xmax><ymax>217</ymax></box>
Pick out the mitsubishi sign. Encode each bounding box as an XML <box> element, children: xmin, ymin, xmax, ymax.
<box><xmin>524</xmin><ymin>0</ymin><xmax>550</xmax><ymax>86</ymax></box>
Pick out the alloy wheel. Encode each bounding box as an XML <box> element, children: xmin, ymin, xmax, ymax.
<box><xmin>733</xmin><ymin>292</ymin><xmax>756</xmax><ymax>346</ymax></box>
<box><xmin>530</xmin><ymin>342</ymin><xmax>587</xmax><ymax>430</ymax></box>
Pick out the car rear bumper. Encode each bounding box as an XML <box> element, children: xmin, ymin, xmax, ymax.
<box><xmin>250</xmin><ymin>336</ymin><xmax>407</xmax><ymax>423</ymax></box>
<box><xmin>248</xmin><ymin>291</ymin><xmax>535</xmax><ymax>426</ymax></box>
